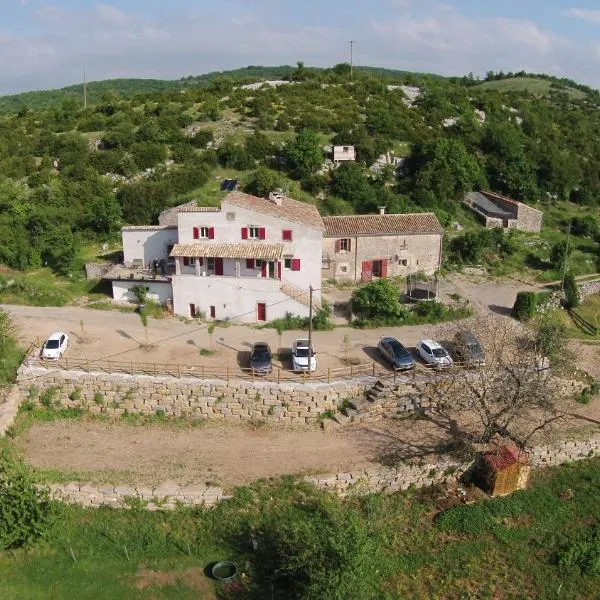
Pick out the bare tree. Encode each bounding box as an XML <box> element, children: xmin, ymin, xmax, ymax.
<box><xmin>418</xmin><ymin>314</ymin><xmax>578</xmax><ymax>452</ymax></box>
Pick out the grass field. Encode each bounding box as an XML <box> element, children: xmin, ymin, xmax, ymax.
<box><xmin>2</xmin><ymin>455</ymin><xmax>600</xmax><ymax>599</ymax></box>
<box><xmin>477</xmin><ymin>77</ymin><xmax>587</xmax><ymax>100</ymax></box>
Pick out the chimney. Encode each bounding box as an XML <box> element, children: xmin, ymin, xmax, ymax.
<box><xmin>378</xmin><ymin>206</ymin><xmax>386</xmax><ymax>215</ymax></box>
<box><xmin>269</xmin><ymin>189</ymin><xmax>284</xmax><ymax>206</ymax></box>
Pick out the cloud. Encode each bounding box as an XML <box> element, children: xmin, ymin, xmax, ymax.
<box><xmin>566</xmin><ymin>8</ymin><xmax>600</xmax><ymax>25</ymax></box>
<box><xmin>2</xmin><ymin>1</ymin><xmax>600</xmax><ymax>94</ymax></box>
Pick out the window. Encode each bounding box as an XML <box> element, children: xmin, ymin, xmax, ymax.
<box><xmin>336</xmin><ymin>238</ymin><xmax>351</xmax><ymax>253</ymax></box>
<box><xmin>246</xmin><ymin>258</ymin><xmax>255</xmax><ymax>269</ymax></box>
<box><xmin>255</xmin><ymin>259</ymin><xmax>264</xmax><ymax>267</ymax></box>
<box><xmin>207</xmin><ymin>257</ymin><xmax>215</xmax><ymax>272</ymax></box>
<box><xmin>193</xmin><ymin>226</ymin><xmax>213</xmax><ymax>239</ymax></box>
<box><xmin>248</xmin><ymin>226</ymin><xmax>260</xmax><ymax>240</ymax></box>
<box><xmin>183</xmin><ymin>257</ymin><xmax>190</xmax><ymax>266</ymax></box>
<box><xmin>284</xmin><ymin>257</ymin><xmax>292</xmax><ymax>269</ymax></box>
<box><xmin>167</xmin><ymin>244</ymin><xmax>175</xmax><ymax>263</ymax></box>
<box><xmin>189</xmin><ymin>257</ymin><xmax>196</xmax><ymax>266</ymax></box>
<box><xmin>399</xmin><ymin>259</ymin><xmax>408</xmax><ymax>266</ymax></box>
<box><xmin>226</xmin><ymin>212</ymin><xmax>236</xmax><ymax>221</ymax></box>
<box><xmin>291</xmin><ymin>258</ymin><xmax>301</xmax><ymax>271</ymax></box>
<box><xmin>339</xmin><ymin>265</ymin><xmax>348</xmax><ymax>273</ymax></box>
<box><xmin>343</xmin><ymin>146</ymin><xmax>349</xmax><ymax>152</ymax></box>
<box><xmin>282</xmin><ymin>229</ymin><xmax>293</xmax><ymax>241</ymax></box>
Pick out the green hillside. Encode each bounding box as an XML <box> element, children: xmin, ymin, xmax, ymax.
<box><xmin>478</xmin><ymin>77</ymin><xmax>587</xmax><ymax>99</ymax></box>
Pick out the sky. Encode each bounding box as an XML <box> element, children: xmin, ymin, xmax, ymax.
<box><xmin>2</xmin><ymin>0</ymin><xmax>600</xmax><ymax>94</ymax></box>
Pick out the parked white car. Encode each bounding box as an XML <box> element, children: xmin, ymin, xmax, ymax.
<box><xmin>292</xmin><ymin>339</ymin><xmax>316</xmax><ymax>372</ymax></box>
<box><xmin>41</xmin><ymin>331</ymin><xmax>69</xmax><ymax>360</ymax></box>
<box><xmin>416</xmin><ymin>339</ymin><xmax>453</xmax><ymax>368</ymax></box>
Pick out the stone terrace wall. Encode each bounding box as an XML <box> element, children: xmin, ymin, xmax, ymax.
<box><xmin>17</xmin><ymin>365</ymin><xmax>373</xmax><ymax>425</ymax></box>
<box><xmin>0</xmin><ymin>385</ymin><xmax>21</xmax><ymax>436</ymax></box>
<box><xmin>43</xmin><ymin>435</ymin><xmax>600</xmax><ymax>510</ymax></box>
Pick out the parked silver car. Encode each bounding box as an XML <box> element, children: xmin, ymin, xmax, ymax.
<box><xmin>377</xmin><ymin>337</ymin><xmax>415</xmax><ymax>370</ymax></box>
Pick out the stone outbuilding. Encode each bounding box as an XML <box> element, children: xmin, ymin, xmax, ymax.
<box><xmin>464</xmin><ymin>190</ymin><xmax>543</xmax><ymax>233</ymax></box>
<box><xmin>321</xmin><ymin>211</ymin><xmax>443</xmax><ymax>283</ymax></box>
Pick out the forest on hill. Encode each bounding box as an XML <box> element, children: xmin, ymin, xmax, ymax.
<box><xmin>1</xmin><ymin>62</ymin><xmax>600</xmax><ymax>277</ymax></box>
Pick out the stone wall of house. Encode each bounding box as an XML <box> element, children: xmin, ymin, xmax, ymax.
<box><xmin>516</xmin><ymin>203</ymin><xmax>543</xmax><ymax>233</ymax></box>
<box><xmin>17</xmin><ymin>365</ymin><xmax>374</xmax><ymax>425</ymax></box>
<box><xmin>43</xmin><ymin>434</ymin><xmax>600</xmax><ymax>510</ymax></box>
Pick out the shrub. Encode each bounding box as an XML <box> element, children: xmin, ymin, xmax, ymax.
<box><xmin>0</xmin><ymin>449</ymin><xmax>53</xmax><ymax>549</ymax></box>
<box><xmin>557</xmin><ymin>523</ymin><xmax>600</xmax><ymax>575</ymax></box>
<box><xmin>563</xmin><ymin>273</ymin><xmax>580</xmax><ymax>309</ymax></box>
<box><xmin>512</xmin><ymin>291</ymin><xmax>537</xmax><ymax>321</ymax></box>
<box><xmin>39</xmin><ymin>387</ymin><xmax>60</xmax><ymax>409</ymax></box>
<box><xmin>351</xmin><ymin>279</ymin><xmax>401</xmax><ymax>320</ymax></box>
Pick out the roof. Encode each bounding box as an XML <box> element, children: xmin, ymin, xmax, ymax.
<box><xmin>483</xmin><ymin>444</ymin><xmax>529</xmax><ymax>472</ymax></box>
<box><xmin>170</xmin><ymin>243</ymin><xmax>284</xmax><ymax>261</ymax></box>
<box><xmin>122</xmin><ymin>225</ymin><xmax>177</xmax><ymax>232</ymax></box>
<box><xmin>481</xmin><ymin>190</ymin><xmax>543</xmax><ymax>215</ymax></box>
<box><xmin>466</xmin><ymin>191</ymin><xmax>515</xmax><ymax>219</ymax></box>
<box><xmin>323</xmin><ymin>213</ymin><xmax>443</xmax><ymax>237</ymax></box>
<box><xmin>176</xmin><ymin>206</ymin><xmax>220</xmax><ymax>213</ymax></box>
<box><xmin>222</xmin><ymin>191</ymin><xmax>325</xmax><ymax>231</ymax></box>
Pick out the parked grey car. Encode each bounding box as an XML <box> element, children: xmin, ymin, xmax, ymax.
<box><xmin>453</xmin><ymin>331</ymin><xmax>485</xmax><ymax>366</ymax></box>
<box><xmin>249</xmin><ymin>342</ymin><xmax>272</xmax><ymax>375</ymax></box>
<box><xmin>377</xmin><ymin>337</ymin><xmax>416</xmax><ymax>370</ymax></box>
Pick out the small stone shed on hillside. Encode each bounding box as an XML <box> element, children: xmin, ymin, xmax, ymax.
<box><xmin>464</xmin><ymin>190</ymin><xmax>543</xmax><ymax>233</ymax></box>
<box><xmin>479</xmin><ymin>443</ymin><xmax>531</xmax><ymax>497</ymax></box>
<box><xmin>321</xmin><ymin>212</ymin><xmax>443</xmax><ymax>283</ymax></box>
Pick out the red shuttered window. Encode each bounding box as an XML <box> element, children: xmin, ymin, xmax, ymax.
<box><xmin>246</xmin><ymin>258</ymin><xmax>255</xmax><ymax>269</ymax></box>
<box><xmin>208</xmin><ymin>227</ymin><xmax>215</xmax><ymax>240</ymax></box>
<box><xmin>282</xmin><ymin>229</ymin><xmax>292</xmax><ymax>241</ymax></box>
<box><xmin>258</xmin><ymin>227</ymin><xmax>266</xmax><ymax>240</ymax></box>
<box><xmin>192</xmin><ymin>227</ymin><xmax>199</xmax><ymax>240</ymax></box>
<box><xmin>291</xmin><ymin>258</ymin><xmax>301</xmax><ymax>271</ymax></box>
<box><xmin>241</xmin><ymin>227</ymin><xmax>248</xmax><ymax>240</ymax></box>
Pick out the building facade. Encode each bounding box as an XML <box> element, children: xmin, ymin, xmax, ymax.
<box><xmin>321</xmin><ymin>213</ymin><xmax>443</xmax><ymax>283</ymax></box>
<box><xmin>106</xmin><ymin>192</ymin><xmax>324</xmax><ymax>323</ymax></box>
<box><xmin>332</xmin><ymin>145</ymin><xmax>356</xmax><ymax>163</ymax></box>
<box><xmin>464</xmin><ymin>190</ymin><xmax>543</xmax><ymax>233</ymax></box>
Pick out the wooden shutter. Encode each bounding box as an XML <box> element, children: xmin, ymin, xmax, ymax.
<box><xmin>291</xmin><ymin>258</ymin><xmax>301</xmax><ymax>271</ymax></box>
<box><xmin>335</xmin><ymin>239</ymin><xmax>341</xmax><ymax>253</ymax></box>
<box><xmin>241</xmin><ymin>227</ymin><xmax>248</xmax><ymax>240</ymax></box>
<box><xmin>215</xmin><ymin>258</ymin><xmax>224</xmax><ymax>276</ymax></box>
<box><xmin>208</xmin><ymin>227</ymin><xmax>215</xmax><ymax>240</ymax></box>
<box><xmin>199</xmin><ymin>257</ymin><xmax>204</xmax><ymax>266</ymax></box>
<box><xmin>258</xmin><ymin>227</ymin><xmax>266</xmax><ymax>240</ymax></box>
<box><xmin>192</xmin><ymin>227</ymin><xmax>199</xmax><ymax>240</ymax></box>
<box><xmin>246</xmin><ymin>258</ymin><xmax>254</xmax><ymax>269</ymax></box>
<box><xmin>261</xmin><ymin>262</ymin><xmax>267</xmax><ymax>278</ymax></box>
<box><xmin>183</xmin><ymin>256</ymin><xmax>189</xmax><ymax>266</ymax></box>
<box><xmin>381</xmin><ymin>259</ymin><xmax>388</xmax><ymax>278</ymax></box>
<box><xmin>277</xmin><ymin>261</ymin><xmax>282</xmax><ymax>280</ymax></box>
<box><xmin>347</xmin><ymin>238</ymin><xmax>352</xmax><ymax>252</ymax></box>
<box><xmin>282</xmin><ymin>229</ymin><xmax>292</xmax><ymax>241</ymax></box>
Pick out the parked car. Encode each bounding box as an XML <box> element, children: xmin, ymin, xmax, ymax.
<box><xmin>292</xmin><ymin>338</ymin><xmax>316</xmax><ymax>372</ymax></box>
<box><xmin>41</xmin><ymin>331</ymin><xmax>69</xmax><ymax>360</ymax></box>
<box><xmin>249</xmin><ymin>342</ymin><xmax>272</xmax><ymax>375</ymax></box>
<box><xmin>415</xmin><ymin>339</ymin><xmax>453</xmax><ymax>368</ymax></box>
<box><xmin>453</xmin><ymin>331</ymin><xmax>485</xmax><ymax>366</ymax></box>
<box><xmin>377</xmin><ymin>336</ymin><xmax>415</xmax><ymax>370</ymax></box>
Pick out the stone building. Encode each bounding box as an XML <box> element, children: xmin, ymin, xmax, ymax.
<box><xmin>464</xmin><ymin>190</ymin><xmax>543</xmax><ymax>233</ymax></box>
<box><xmin>321</xmin><ymin>211</ymin><xmax>443</xmax><ymax>283</ymax></box>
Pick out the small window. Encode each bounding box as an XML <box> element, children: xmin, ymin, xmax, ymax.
<box><xmin>248</xmin><ymin>226</ymin><xmax>260</xmax><ymax>239</ymax></box>
<box><xmin>343</xmin><ymin>146</ymin><xmax>349</xmax><ymax>152</ymax></box>
<box><xmin>339</xmin><ymin>265</ymin><xmax>348</xmax><ymax>273</ymax></box>
<box><xmin>282</xmin><ymin>229</ymin><xmax>292</xmax><ymax>241</ymax></box>
<box><xmin>338</xmin><ymin>238</ymin><xmax>351</xmax><ymax>252</ymax></box>
<box><xmin>399</xmin><ymin>259</ymin><xmax>408</xmax><ymax>266</ymax></box>
<box><xmin>207</xmin><ymin>257</ymin><xmax>215</xmax><ymax>271</ymax></box>
<box><xmin>255</xmin><ymin>259</ymin><xmax>264</xmax><ymax>267</ymax></box>
<box><xmin>199</xmin><ymin>226</ymin><xmax>210</xmax><ymax>239</ymax></box>
<box><xmin>284</xmin><ymin>258</ymin><xmax>292</xmax><ymax>269</ymax></box>
<box><xmin>189</xmin><ymin>257</ymin><xmax>196</xmax><ymax>266</ymax></box>
<box><xmin>226</xmin><ymin>212</ymin><xmax>236</xmax><ymax>221</ymax></box>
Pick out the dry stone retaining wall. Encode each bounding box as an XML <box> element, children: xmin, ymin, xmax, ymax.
<box><xmin>17</xmin><ymin>364</ymin><xmax>373</xmax><ymax>425</ymax></box>
<box><xmin>0</xmin><ymin>385</ymin><xmax>21</xmax><ymax>436</ymax></box>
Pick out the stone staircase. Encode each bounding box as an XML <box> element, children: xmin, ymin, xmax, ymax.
<box><xmin>335</xmin><ymin>378</ymin><xmax>434</xmax><ymax>424</ymax></box>
<box><xmin>280</xmin><ymin>280</ymin><xmax>321</xmax><ymax>312</ymax></box>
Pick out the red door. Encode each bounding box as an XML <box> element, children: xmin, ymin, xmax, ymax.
<box><xmin>361</xmin><ymin>260</ymin><xmax>373</xmax><ymax>282</ymax></box>
<box><xmin>210</xmin><ymin>305</ymin><xmax>216</xmax><ymax>319</ymax></box>
<box><xmin>189</xmin><ymin>303</ymin><xmax>196</xmax><ymax>317</ymax></box>
<box><xmin>260</xmin><ymin>262</ymin><xmax>267</xmax><ymax>278</ymax></box>
<box><xmin>215</xmin><ymin>258</ymin><xmax>224</xmax><ymax>276</ymax></box>
<box><xmin>257</xmin><ymin>303</ymin><xmax>267</xmax><ymax>322</ymax></box>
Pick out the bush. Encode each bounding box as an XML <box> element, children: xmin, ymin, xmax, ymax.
<box><xmin>0</xmin><ymin>449</ymin><xmax>53</xmax><ymax>549</ymax></box>
<box><xmin>563</xmin><ymin>273</ymin><xmax>580</xmax><ymax>309</ymax></box>
<box><xmin>351</xmin><ymin>279</ymin><xmax>401</xmax><ymax>320</ymax></box>
<box><xmin>512</xmin><ymin>291</ymin><xmax>537</xmax><ymax>321</ymax></box>
<box><xmin>557</xmin><ymin>523</ymin><xmax>600</xmax><ymax>575</ymax></box>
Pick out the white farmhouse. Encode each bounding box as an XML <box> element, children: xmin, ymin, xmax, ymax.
<box><xmin>332</xmin><ymin>145</ymin><xmax>356</xmax><ymax>163</ymax></box>
<box><xmin>105</xmin><ymin>192</ymin><xmax>324</xmax><ymax>323</ymax></box>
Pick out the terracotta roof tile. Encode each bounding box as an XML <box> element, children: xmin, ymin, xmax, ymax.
<box><xmin>176</xmin><ymin>206</ymin><xmax>220</xmax><ymax>213</ymax></box>
<box><xmin>323</xmin><ymin>213</ymin><xmax>443</xmax><ymax>237</ymax></box>
<box><xmin>170</xmin><ymin>243</ymin><xmax>284</xmax><ymax>261</ymax></box>
<box><xmin>222</xmin><ymin>191</ymin><xmax>324</xmax><ymax>231</ymax></box>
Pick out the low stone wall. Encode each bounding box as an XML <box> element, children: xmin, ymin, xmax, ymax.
<box><xmin>17</xmin><ymin>365</ymin><xmax>373</xmax><ymax>425</ymax></box>
<box><xmin>42</xmin><ymin>435</ymin><xmax>600</xmax><ymax>510</ymax></box>
<box><xmin>45</xmin><ymin>481</ymin><xmax>225</xmax><ymax>510</ymax></box>
<box><xmin>0</xmin><ymin>385</ymin><xmax>21</xmax><ymax>436</ymax></box>
<box><xmin>84</xmin><ymin>262</ymin><xmax>113</xmax><ymax>279</ymax></box>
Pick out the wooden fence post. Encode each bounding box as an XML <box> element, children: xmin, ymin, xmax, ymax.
<box><xmin>350</xmin><ymin>364</ymin><xmax>354</xmax><ymax>377</ymax></box>
<box><xmin>277</xmin><ymin>368</ymin><xmax>281</xmax><ymax>384</ymax></box>
<box><xmin>327</xmin><ymin>368</ymin><xmax>331</xmax><ymax>384</ymax></box>
<box><xmin>226</xmin><ymin>366</ymin><xmax>230</xmax><ymax>382</ymax></box>
<box><xmin>177</xmin><ymin>363</ymin><xmax>181</xmax><ymax>378</ymax></box>
<box><xmin>130</xmin><ymin>361</ymin><xmax>134</xmax><ymax>375</ymax></box>
<box><xmin>154</xmin><ymin>363</ymin><xmax>158</xmax><ymax>376</ymax></box>
<box><xmin>372</xmin><ymin>362</ymin><xmax>376</xmax><ymax>377</ymax></box>
<box><xmin>202</xmin><ymin>365</ymin><xmax>205</xmax><ymax>380</ymax></box>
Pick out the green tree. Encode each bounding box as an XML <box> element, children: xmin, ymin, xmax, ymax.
<box><xmin>351</xmin><ymin>279</ymin><xmax>401</xmax><ymax>320</ymax></box>
<box><xmin>244</xmin><ymin>167</ymin><xmax>282</xmax><ymax>198</ymax></box>
<box><xmin>284</xmin><ymin>130</ymin><xmax>323</xmax><ymax>179</ymax></box>
<box><xmin>512</xmin><ymin>291</ymin><xmax>537</xmax><ymax>321</ymax></box>
<box><xmin>563</xmin><ymin>273</ymin><xmax>580</xmax><ymax>308</ymax></box>
<box><xmin>550</xmin><ymin>240</ymin><xmax>573</xmax><ymax>271</ymax></box>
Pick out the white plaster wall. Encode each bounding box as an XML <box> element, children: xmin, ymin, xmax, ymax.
<box><xmin>177</xmin><ymin>201</ymin><xmax>322</xmax><ymax>298</ymax></box>
<box><xmin>112</xmin><ymin>281</ymin><xmax>173</xmax><ymax>304</ymax></box>
<box><xmin>171</xmin><ymin>275</ymin><xmax>310</xmax><ymax>322</ymax></box>
<box><xmin>122</xmin><ymin>228</ymin><xmax>178</xmax><ymax>266</ymax></box>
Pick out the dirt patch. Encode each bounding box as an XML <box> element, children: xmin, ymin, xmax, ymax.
<box><xmin>135</xmin><ymin>567</ymin><xmax>213</xmax><ymax>594</ymax></box>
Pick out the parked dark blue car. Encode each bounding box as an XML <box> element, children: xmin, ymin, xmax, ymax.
<box><xmin>377</xmin><ymin>337</ymin><xmax>416</xmax><ymax>370</ymax></box>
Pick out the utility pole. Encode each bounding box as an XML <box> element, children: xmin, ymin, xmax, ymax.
<box><xmin>83</xmin><ymin>69</ymin><xmax>88</xmax><ymax>110</ymax></box>
<box><xmin>308</xmin><ymin>286</ymin><xmax>314</xmax><ymax>372</ymax></box>
<box><xmin>348</xmin><ymin>40</ymin><xmax>355</xmax><ymax>79</ymax></box>
<box><xmin>561</xmin><ymin>221</ymin><xmax>571</xmax><ymax>291</ymax></box>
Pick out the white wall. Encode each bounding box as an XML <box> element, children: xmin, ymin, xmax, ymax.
<box><xmin>122</xmin><ymin>228</ymin><xmax>178</xmax><ymax>266</ymax></box>
<box><xmin>177</xmin><ymin>201</ymin><xmax>322</xmax><ymax>299</ymax></box>
<box><xmin>171</xmin><ymin>275</ymin><xmax>310</xmax><ymax>322</ymax></box>
<box><xmin>112</xmin><ymin>281</ymin><xmax>173</xmax><ymax>304</ymax></box>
